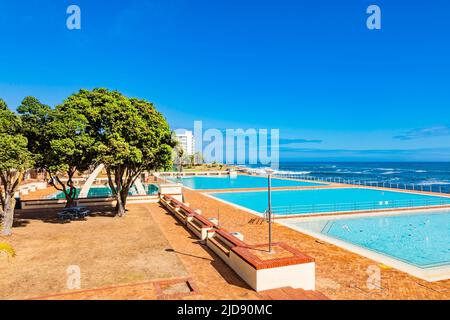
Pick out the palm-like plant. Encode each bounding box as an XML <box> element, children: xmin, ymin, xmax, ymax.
<box><xmin>0</xmin><ymin>242</ymin><xmax>15</xmax><ymax>260</ymax></box>
<box><xmin>188</xmin><ymin>154</ymin><xmax>195</xmax><ymax>168</ymax></box>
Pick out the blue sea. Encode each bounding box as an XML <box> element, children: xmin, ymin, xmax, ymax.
<box><xmin>244</xmin><ymin>162</ymin><xmax>450</xmax><ymax>193</ymax></box>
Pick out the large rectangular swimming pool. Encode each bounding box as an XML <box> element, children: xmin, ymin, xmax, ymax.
<box><xmin>174</xmin><ymin>175</ymin><xmax>326</xmax><ymax>190</ymax></box>
<box><xmin>280</xmin><ymin>209</ymin><xmax>450</xmax><ymax>280</ymax></box>
<box><xmin>209</xmin><ymin>187</ymin><xmax>450</xmax><ymax>215</ymax></box>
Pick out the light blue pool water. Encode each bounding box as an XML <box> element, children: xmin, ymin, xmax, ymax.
<box><xmin>48</xmin><ymin>184</ymin><xmax>159</xmax><ymax>199</ymax></box>
<box><xmin>287</xmin><ymin>210</ymin><xmax>450</xmax><ymax>268</ymax></box>
<box><xmin>172</xmin><ymin>175</ymin><xmax>326</xmax><ymax>190</ymax></box>
<box><xmin>209</xmin><ymin>188</ymin><xmax>450</xmax><ymax>215</ymax></box>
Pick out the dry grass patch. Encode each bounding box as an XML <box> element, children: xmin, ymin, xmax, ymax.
<box><xmin>0</xmin><ymin>205</ymin><xmax>187</xmax><ymax>299</ymax></box>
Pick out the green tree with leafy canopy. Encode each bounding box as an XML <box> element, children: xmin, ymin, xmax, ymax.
<box><xmin>18</xmin><ymin>97</ymin><xmax>95</xmax><ymax>208</ymax></box>
<box><xmin>0</xmin><ymin>98</ymin><xmax>32</xmax><ymax>235</ymax></box>
<box><xmin>59</xmin><ymin>89</ymin><xmax>174</xmax><ymax>216</ymax></box>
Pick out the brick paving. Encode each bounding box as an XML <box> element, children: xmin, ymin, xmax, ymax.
<box><xmin>20</xmin><ymin>186</ymin><xmax>57</xmax><ymax>200</ymax></box>
<box><xmin>29</xmin><ymin>202</ymin><xmax>327</xmax><ymax>300</ymax></box>
<box><xmin>181</xmin><ymin>188</ymin><xmax>450</xmax><ymax>300</ymax></box>
<box><xmin>19</xmin><ymin>182</ymin><xmax>450</xmax><ymax>300</ymax></box>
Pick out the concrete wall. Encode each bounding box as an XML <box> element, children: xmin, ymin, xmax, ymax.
<box><xmin>20</xmin><ymin>195</ymin><xmax>159</xmax><ymax>210</ymax></box>
<box><xmin>160</xmin><ymin>194</ymin><xmax>317</xmax><ymax>293</ymax></box>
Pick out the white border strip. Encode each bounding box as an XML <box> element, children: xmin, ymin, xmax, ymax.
<box><xmin>277</xmin><ymin>209</ymin><xmax>450</xmax><ymax>282</ymax></box>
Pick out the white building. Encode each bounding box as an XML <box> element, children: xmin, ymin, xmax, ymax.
<box><xmin>175</xmin><ymin>130</ymin><xmax>195</xmax><ymax>156</ymax></box>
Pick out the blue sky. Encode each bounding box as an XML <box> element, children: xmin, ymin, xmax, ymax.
<box><xmin>1</xmin><ymin>0</ymin><xmax>449</xmax><ymax>161</ymax></box>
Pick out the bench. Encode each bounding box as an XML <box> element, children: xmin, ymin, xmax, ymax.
<box><xmin>206</xmin><ymin>228</ymin><xmax>247</xmax><ymax>263</ymax></box>
<box><xmin>159</xmin><ymin>195</ymin><xmax>316</xmax><ymax>292</ymax></box>
<box><xmin>186</xmin><ymin>214</ymin><xmax>215</xmax><ymax>240</ymax></box>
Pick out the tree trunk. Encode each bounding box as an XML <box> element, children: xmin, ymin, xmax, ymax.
<box><xmin>106</xmin><ymin>166</ymin><xmax>140</xmax><ymax>218</ymax></box>
<box><xmin>1</xmin><ymin>170</ymin><xmax>23</xmax><ymax>236</ymax></box>
<box><xmin>0</xmin><ymin>189</ymin><xmax>5</xmax><ymax>212</ymax></box>
<box><xmin>64</xmin><ymin>183</ymin><xmax>77</xmax><ymax>208</ymax></box>
<box><xmin>116</xmin><ymin>193</ymin><xmax>126</xmax><ymax>217</ymax></box>
<box><xmin>115</xmin><ymin>186</ymin><xmax>129</xmax><ymax>217</ymax></box>
<box><xmin>65</xmin><ymin>193</ymin><xmax>75</xmax><ymax>208</ymax></box>
<box><xmin>108</xmin><ymin>167</ymin><xmax>126</xmax><ymax>217</ymax></box>
<box><xmin>53</xmin><ymin>172</ymin><xmax>77</xmax><ymax>208</ymax></box>
<box><xmin>1</xmin><ymin>194</ymin><xmax>16</xmax><ymax>236</ymax></box>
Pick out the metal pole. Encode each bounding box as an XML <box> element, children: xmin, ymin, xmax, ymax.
<box><xmin>268</xmin><ymin>174</ymin><xmax>272</xmax><ymax>253</ymax></box>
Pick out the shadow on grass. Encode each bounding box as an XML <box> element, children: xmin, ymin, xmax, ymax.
<box><xmin>13</xmin><ymin>206</ymin><xmax>118</xmax><ymax>228</ymax></box>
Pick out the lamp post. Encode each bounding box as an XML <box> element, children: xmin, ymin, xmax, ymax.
<box><xmin>265</xmin><ymin>168</ymin><xmax>275</xmax><ymax>253</ymax></box>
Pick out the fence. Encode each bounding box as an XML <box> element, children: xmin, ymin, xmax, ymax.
<box><xmin>274</xmin><ymin>173</ymin><xmax>450</xmax><ymax>194</ymax></box>
<box><xmin>270</xmin><ymin>197</ymin><xmax>450</xmax><ymax>216</ymax></box>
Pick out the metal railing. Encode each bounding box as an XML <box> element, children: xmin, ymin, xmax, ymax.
<box><xmin>274</xmin><ymin>173</ymin><xmax>450</xmax><ymax>194</ymax></box>
<box><xmin>270</xmin><ymin>197</ymin><xmax>450</xmax><ymax>216</ymax></box>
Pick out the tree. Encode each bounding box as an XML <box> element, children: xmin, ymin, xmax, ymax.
<box><xmin>59</xmin><ymin>89</ymin><xmax>175</xmax><ymax>216</ymax></box>
<box><xmin>16</xmin><ymin>97</ymin><xmax>52</xmax><ymax>166</ymax></box>
<box><xmin>173</xmin><ymin>143</ymin><xmax>185</xmax><ymax>172</ymax></box>
<box><xmin>18</xmin><ymin>97</ymin><xmax>95</xmax><ymax>208</ymax></box>
<box><xmin>188</xmin><ymin>154</ymin><xmax>195</xmax><ymax>168</ymax></box>
<box><xmin>194</xmin><ymin>151</ymin><xmax>204</xmax><ymax>166</ymax></box>
<box><xmin>0</xmin><ymin>98</ymin><xmax>32</xmax><ymax>235</ymax></box>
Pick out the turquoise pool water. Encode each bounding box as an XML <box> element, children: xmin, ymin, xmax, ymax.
<box><xmin>287</xmin><ymin>210</ymin><xmax>450</xmax><ymax>268</ymax></box>
<box><xmin>209</xmin><ymin>188</ymin><xmax>450</xmax><ymax>215</ymax></box>
<box><xmin>172</xmin><ymin>175</ymin><xmax>326</xmax><ymax>190</ymax></box>
<box><xmin>48</xmin><ymin>184</ymin><xmax>159</xmax><ymax>199</ymax></box>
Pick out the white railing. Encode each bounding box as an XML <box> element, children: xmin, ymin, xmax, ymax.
<box><xmin>270</xmin><ymin>197</ymin><xmax>450</xmax><ymax>216</ymax></box>
<box><xmin>274</xmin><ymin>173</ymin><xmax>450</xmax><ymax>194</ymax></box>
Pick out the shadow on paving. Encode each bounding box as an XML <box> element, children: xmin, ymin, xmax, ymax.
<box><xmin>156</xmin><ymin>204</ymin><xmax>253</xmax><ymax>292</ymax></box>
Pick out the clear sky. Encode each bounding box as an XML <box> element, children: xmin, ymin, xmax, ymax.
<box><xmin>1</xmin><ymin>0</ymin><xmax>449</xmax><ymax>161</ymax></box>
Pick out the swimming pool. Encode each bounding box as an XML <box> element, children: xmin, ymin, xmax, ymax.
<box><xmin>172</xmin><ymin>175</ymin><xmax>326</xmax><ymax>190</ymax></box>
<box><xmin>48</xmin><ymin>184</ymin><xmax>159</xmax><ymax>199</ymax></box>
<box><xmin>209</xmin><ymin>187</ymin><xmax>450</xmax><ymax>215</ymax></box>
<box><xmin>280</xmin><ymin>210</ymin><xmax>450</xmax><ymax>281</ymax></box>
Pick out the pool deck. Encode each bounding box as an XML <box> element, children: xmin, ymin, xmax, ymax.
<box><xmin>196</xmin><ymin>180</ymin><xmax>450</xmax><ymax>196</ymax></box>
<box><xmin>11</xmin><ymin>177</ymin><xmax>450</xmax><ymax>299</ymax></box>
<box><xmin>199</xmin><ymin>180</ymin><xmax>450</xmax><ymax>219</ymax></box>
<box><xmin>195</xmin><ymin>183</ymin><xmax>343</xmax><ymax>193</ymax></box>
<box><xmin>20</xmin><ymin>186</ymin><xmax>59</xmax><ymax>200</ymax></box>
<box><xmin>180</xmin><ymin>188</ymin><xmax>450</xmax><ymax>299</ymax></box>
<box><xmin>10</xmin><ymin>204</ymin><xmax>325</xmax><ymax>301</ymax></box>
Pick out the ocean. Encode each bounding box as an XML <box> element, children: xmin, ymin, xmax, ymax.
<box><xmin>244</xmin><ymin>162</ymin><xmax>450</xmax><ymax>193</ymax></box>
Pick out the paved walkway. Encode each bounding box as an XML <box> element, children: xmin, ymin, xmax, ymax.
<box><xmin>3</xmin><ymin>205</ymin><xmax>187</xmax><ymax>299</ymax></box>
<box><xmin>181</xmin><ymin>189</ymin><xmax>450</xmax><ymax>300</ymax></box>
<box><xmin>30</xmin><ymin>203</ymin><xmax>325</xmax><ymax>300</ymax></box>
<box><xmin>21</xmin><ymin>187</ymin><xmax>449</xmax><ymax>300</ymax></box>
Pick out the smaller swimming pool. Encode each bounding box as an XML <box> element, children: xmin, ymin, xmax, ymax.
<box><xmin>209</xmin><ymin>187</ymin><xmax>450</xmax><ymax>215</ymax></box>
<box><xmin>280</xmin><ymin>209</ymin><xmax>450</xmax><ymax>281</ymax></box>
<box><xmin>172</xmin><ymin>175</ymin><xmax>326</xmax><ymax>190</ymax></box>
<box><xmin>48</xmin><ymin>184</ymin><xmax>159</xmax><ymax>199</ymax></box>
